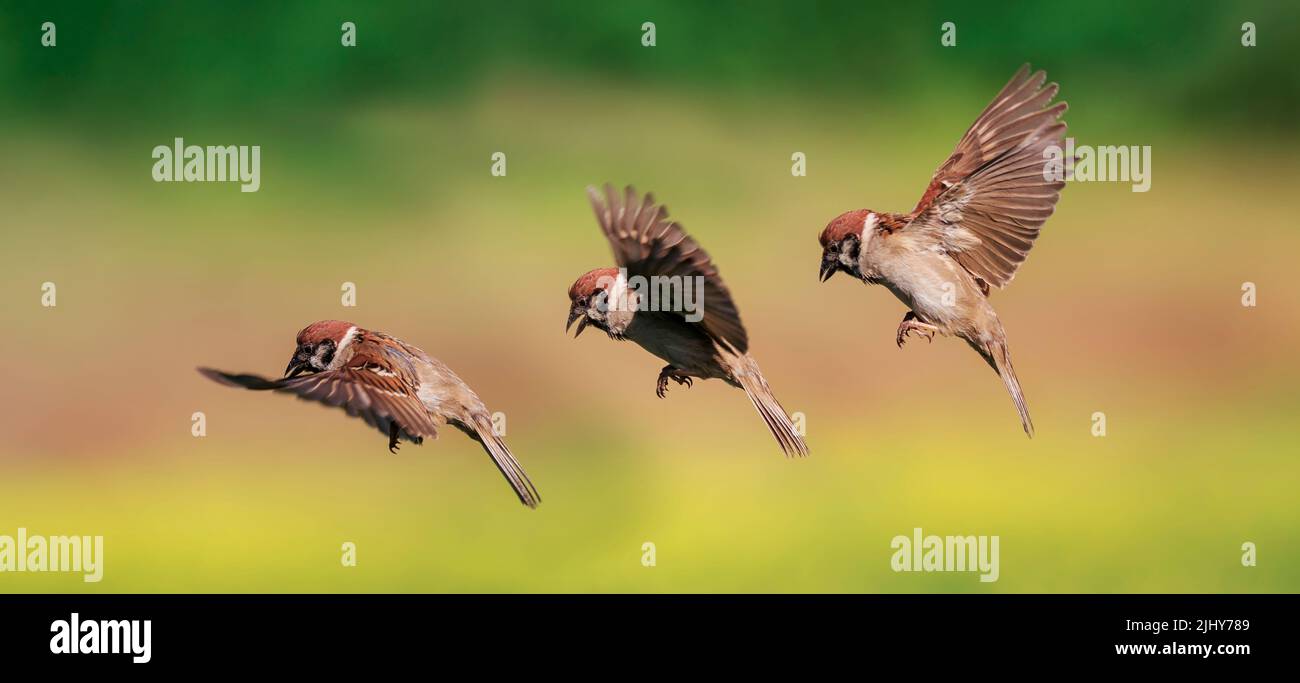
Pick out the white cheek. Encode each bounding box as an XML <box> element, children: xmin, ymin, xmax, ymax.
<box><xmin>588</xmin><ymin>290</ymin><xmax>610</xmax><ymax>320</ymax></box>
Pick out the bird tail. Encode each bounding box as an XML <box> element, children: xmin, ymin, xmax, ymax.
<box><xmin>470</xmin><ymin>417</ymin><xmax>541</xmax><ymax>508</ymax></box>
<box><xmin>981</xmin><ymin>338</ymin><xmax>1034</xmax><ymax>438</ymax></box>
<box><xmin>729</xmin><ymin>355</ymin><xmax>809</xmax><ymax>458</ymax></box>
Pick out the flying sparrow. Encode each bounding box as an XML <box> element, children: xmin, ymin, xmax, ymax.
<box><xmin>198</xmin><ymin>320</ymin><xmax>541</xmax><ymax>508</ymax></box>
<box><xmin>817</xmin><ymin>64</ymin><xmax>1068</xmax><ymax>437</ymax></box>
<box><xmin>567</xmin><ymin>184</ymin><xmax>809</xmax><ymax>457</ymax></box>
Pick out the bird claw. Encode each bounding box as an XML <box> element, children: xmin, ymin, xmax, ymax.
<box><xmin>656</xmin><ymin>367</ymin><xmax>692</xmax><ymax>398</ymax></box>
<box><xmin>896</xmin><ymin>320</ymin><xmax>937</xmax><ymax>348</ymax></box>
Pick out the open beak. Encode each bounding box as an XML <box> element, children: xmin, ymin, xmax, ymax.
<box><xmin>566</xmin><ymin>308</ymin><xmax>589</xmax><ymax>337</ymax></box>
<box><xmin>819</xmin><ymin>258</ymin><xmax>837</xmax><ymax>282</ymax></box>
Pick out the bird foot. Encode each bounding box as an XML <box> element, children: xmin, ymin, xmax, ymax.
<box><xmin>388</xmin><ymin>422</ymin><xmax>401</xmax><ymax>454</ymax></box>
<box><xmin>655</xmin><ymin>366</ymin><xmax>693</xmax><ymax>398</ymax></box>
<box><xmin>896</xmin><ymin>319</ymin><xmax>938</xmax><ymax>347</ymax></box>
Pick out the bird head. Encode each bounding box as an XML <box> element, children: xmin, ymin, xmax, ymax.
<box><xmin>286</xmin><ymin>319</ymin><xmax>359</xmax><ymax>377</ymax></box>
<box><xmin>566</xmin><ymin>267</ymin><xmax>621</xmax><ymax>338</ymax></box>
<box><xmin>818</xmin><ymin>209</ymin><xmax>872</xmax><ymax>282</ymax></box>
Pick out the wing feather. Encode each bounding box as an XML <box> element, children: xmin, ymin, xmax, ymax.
<box><xmin>906</xmin><ymin>65</ymin><xmax>1068</xmax><ymax>289</ymax></box>
<box><xmin>587</xmin><ymin>184</ymin><xmax>749</xmax><ymax>353</ymax></box>
<box><xmin>197</xmin><ymin>338</ymin><xmax>439</xmax><ymax>443</ymax></box>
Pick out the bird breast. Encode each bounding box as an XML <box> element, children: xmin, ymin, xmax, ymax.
<box><xmin>864</xmin><ymin>232</ymin><xmax>982</xmax><ymax>331</ymax></box>
<box><xmin>623</xmin><ymin>313</ymin><xmax>728</xmax><ymax>380</ymax></box>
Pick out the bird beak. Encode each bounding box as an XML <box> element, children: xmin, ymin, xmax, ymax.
<box><xmin>284</xmin><ymin>354</ymin><xmax>308</xmax><ymax>378</ymax></box>
<box><xmin>566</xmin><ymin>308</ymin><xmax>588</xmax><ymax>337</ymax></box>
<box><xmin>819</xmin><ymin>258</ymin><xmax>837</xmax><ymax>282</ymax></box>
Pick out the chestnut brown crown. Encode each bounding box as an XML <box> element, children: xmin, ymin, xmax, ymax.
<box><xmin>567</xmin><ymin>267</ymin><xmax>619</xmax><ymax>302</ymax></box>
<box><xmin>296</xmin><ymin>319</ymin><xmax>358</xmax><ymax>346</ymax></box>
<box><xmin>818</xmin><ymin>209</ymin><xmax>873</xmax><ymax>248</ymax></box>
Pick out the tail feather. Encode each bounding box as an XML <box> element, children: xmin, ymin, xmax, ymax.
<box><xmin>984</xmin><ymin>339</ymin><xmax>1034</xmax><ymax>438</ymax></box>
<box><xmin>471</xmin><ymin>418</ymin><xmax>541</xmax><ymax>508</ymax></box>
<box><xmin>731</xmin><ymin>357</ymin><xmax>809</xmax><ymax>457</ymax></box>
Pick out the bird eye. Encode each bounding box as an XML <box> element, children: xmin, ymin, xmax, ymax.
<box><xmin>577</xmin><ymin>296</ymin><xmax>588</xmax><ymax>307</ymax></box>
<box><xmin>828</xmin><ymin>243</ymin><xmax>839</xmax><ymax>253</ymax></box>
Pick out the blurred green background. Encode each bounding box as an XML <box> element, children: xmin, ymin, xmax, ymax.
<box><xmin>2</xmin><ymin>1</ymin><xmax>1297</xmax><ymax>593</ymax></box>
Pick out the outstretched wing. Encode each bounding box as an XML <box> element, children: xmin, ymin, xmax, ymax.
<box><xmin>588</xmin><ymin>183</ymin><xmax>749</xmax><ymax>353</ymax></box>
<box><xmin>907</xmin><ymin>64</ymin><xmax>1068</xmax><ymax>290</ymax></box>
<box><xmin>198</xmin><ymin>341</ymin><xmax>439</xmax><ymax>442</ymax></box>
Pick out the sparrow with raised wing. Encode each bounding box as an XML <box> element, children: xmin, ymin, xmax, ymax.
<box><xmin>199</xmin><ymin>320</ymin><xmax>540</xmax><ymax>507</ymax></box>
<box><xmin>567</xmin><ymin>185</ymin><xmax>809</xmax><ymax>457</ymax></box>
<box><xmin>817</xmin><ymin>64</ymin><xmax>1068</xmax><ymax>437</ymax></box>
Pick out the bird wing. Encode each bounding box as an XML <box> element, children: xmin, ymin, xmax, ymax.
<box><xmin>587</xmin><ymin>183</ymin><xmax>749</xmax><ymax>353</ymax></box>
<box><xmin>197</xmin><ymin>338</ymin><xmax>439</xmax><ymax>441</ymax></box>
<box><xmin>905</xmin><ymin>64</ymin><xmax>1068</xmax><ymax>290</ymax></box>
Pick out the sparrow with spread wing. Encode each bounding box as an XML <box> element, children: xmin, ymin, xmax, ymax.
<box><xmin>567</xmin><ymin>184</ymin><xmax>809</xmax><ymax>457</ymax></box>
<box><xmin>198</xmin><ymin>320</ymin><xmax>540</xmax><ymax>508</ymax></box>
<box><xmin>817</xmin><ymin>64</ymin><xmax>1068</xmax><ymax>437</ymax></box>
